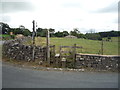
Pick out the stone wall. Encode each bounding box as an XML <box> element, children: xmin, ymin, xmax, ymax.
<box><xmin>2</xmin><ymin>38</ymin><xmax>119</xmax><ymax>72</ymax></box>
<box><xmin>2</xmin><ymin>38</ymin><xmax>47</xmax><ymax>61</ymax></box>
<box><xmin>76</xmin><ymin>54</ymin><xmax>119</xmax><ymax>71</ymax></box>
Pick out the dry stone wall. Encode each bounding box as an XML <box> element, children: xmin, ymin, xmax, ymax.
<box><xmin>2</xmin><ymin>38</ymin><xmax>119</xmax><ymax>72</ymax></box>
<box><xmin>76</xmin><ymin>54</ymin><xmax>119</xmax><ymax>71</ymax></box>
<box><xmin>2</xmin><ymin>38</ymin><xmax>46</xmax><ymax>61</ymax></box>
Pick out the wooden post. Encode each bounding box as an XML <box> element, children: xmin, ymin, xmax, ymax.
<box><xmin>73</xmin><ymin>44</ymin><xmax>76</xmax><ymax>68</ymax></box>
<box><xmin>53</xmin><ymin>45</ymin><xmax>55</xmax><ymax>64</ymax></box>
<box><xmin>46</xmin><ymin>29</ymin><xmax>50</xmax><ymax>65</ymax></box>
<box><xmin>61</xmin><ymin>57</ymin><xmax>66</xmax><ymax>68</ymax></box>
<box><xmin>32</xmin><ymin>20</ymin><xmax>35</xmax><ymax>61</ymax></box>
<box><xmin>32</xmin><ymin>20</ymin><xmax>35</xmax><ymax>45</ymax></box>
<box><xmin>59</xmin><ymin>46</ymin><xmax>62</xmax><ymax>60</ymax></box>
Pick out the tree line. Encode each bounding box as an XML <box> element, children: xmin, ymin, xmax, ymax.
<box><xmin>1</xmin><ymin>22</ymin><xmax>120</xmax><ymax>40</ymax></box>
<box><xmin>1</xmin><ymin>22</ymin><xmax>31</xmax><ymax>36</ymax></box>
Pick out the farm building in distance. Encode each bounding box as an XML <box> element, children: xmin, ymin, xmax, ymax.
<box><xmin>65</xmin><ymin>35</ymin><xmax>77</xmax><ymax>39</ymax></box>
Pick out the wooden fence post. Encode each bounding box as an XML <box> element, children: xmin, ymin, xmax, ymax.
<box><xmin>101</xmin><ymin>40</ymin><xmax>104</xmax><ymax>55</ymax></box>
<box><xmin>46</xmin><ymin>29</ymin><xmax>50</xmax><ymax>65</ymax></box>
<box><xmin>53</xmin><ymin>45</ymin><xmax>55</xmax><ymax>63</ymax></box>
<box><xmin>59</xmin><ymin>46</ymin><xmax>62</xmax><ymax>67</ymax></box>
<box><xmin>73</xmin><ymin>44</ymin><xmax>76</xmax><ymax>68</ymax></box>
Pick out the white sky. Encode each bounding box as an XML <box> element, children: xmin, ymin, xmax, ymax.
<box><xmin>0</xmin><ymin>0</ymin><xmax>119</xmax><ymax>33</ymax></box>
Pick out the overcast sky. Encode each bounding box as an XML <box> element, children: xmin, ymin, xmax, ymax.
<box><xmin>0</xmin><ymin>0</ymin><xmax>119</xmax><ymax>33</ymax></box>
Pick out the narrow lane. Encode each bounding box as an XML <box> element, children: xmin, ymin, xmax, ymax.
<box><xmin>2</xmin><ymin>63</ymin><xmax>118</xmax><ymax>88</ymax></box>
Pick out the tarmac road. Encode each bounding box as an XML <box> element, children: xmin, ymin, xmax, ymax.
<box><xmin>2</xmin><ymin>62</ymin><xmax>118</xmax><ymax>88</ymax></box>
<box><xmin>0</xmin><ymin>41</ymin><xmax>2</xmax><ymax>44</ymax></box>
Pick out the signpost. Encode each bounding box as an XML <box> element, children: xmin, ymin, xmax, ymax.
<box><xmin>32</xmin><ymin>20</ymin><xmax>35</xmax><ymax>61</ymax></box>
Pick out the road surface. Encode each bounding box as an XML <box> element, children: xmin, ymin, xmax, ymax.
<box><xmin>2</xmin><ymin>62</ymin><xmax>118</xmax><ymax>88</ymax></box>
<box><xmin>0</xmin><ymin>41</ymin><xmax>2</xmax><ymax>44</ymax></box>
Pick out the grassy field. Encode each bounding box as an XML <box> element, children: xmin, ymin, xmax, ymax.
<box><xmin>103</xmin><ymin>37</ymin><xmax>120</xmax><ymax>42</ymax></box>
<box><xmin>33</xmin><ymin>37</ymin><xmax>119</xmax><ymax>55</ymax></box>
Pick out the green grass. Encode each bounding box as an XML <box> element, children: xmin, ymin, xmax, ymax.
<box><xmin>0</xmin><ymin>34</ymin><xmax>15</xmax><ymax>40</ymax></box>
<box><xmin>0</xmin><ymin>34</ymin><xmax>11</xmax><ymax>37</ymax></box>
<box><xmin>28</xmin><ymin>37</ymin><xmax>119</xmax><ymax>55</ymax></box>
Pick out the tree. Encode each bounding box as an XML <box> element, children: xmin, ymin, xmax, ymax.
<box><xmin>85</xmin><ymin>33</ymin><xmax>102</xmax><ymax>40</ymax></box>
<box><xmin>36</xmin><ymin>28</ymin><xmax>55</xmax><ymax>37</ymax></box>
<box><xmin>23</xmin><ymin>29</ymin><xmax>31</xmax><ymax>36</ymax></box>
<box><xmin>63</xmin><ymin>31</ymin><xmax>69</xmax><ymax>36</ymax></box>
<box><xmin>73</xmin><ymin>28</ymin><xmax>80</xmax><ymax>34</ymax></box>
<box><xmin>77</xmin><ymin>33</ymin><xmax>85</xmax><ymax>38</ymax></box>
<box><xmin>11</xmin><ymin>25</ymin><xmax>25</xmax><ymax>35</ymax></box>
<box><xmin>49</xmin><ymin>28</ymin><xmax>55</xmax><ymax>33</ymax></box>
<box><xmin>19</xmin><ymin>25</ymin><xmax>25</xmax><ymax>30</ymax></box>
<box><xmin>54</xmin><ymin>31</ymin><xmax>64</xmax><ymax>37</ymax></box>
<box><xmin>54</xmin><ymin>31</ymin><xmax>69</xmax><ymax>37</ymax></box>
<box><xmin>36</xmin><ymin>28</ymin><xmax>47</xmax><ymax>37</ymax></box>
<box><xmin>70</xmin><ymin>31</ymin><xmax>78</xmax><ymax>37</ymax></box>
<box><xmin>0</xmin><ymin>22</ymin><xmax>11</xmax><ymax>34</ymax></box>
<box><xmin>11</xmin><ymin>26</ymin><xmax>31</xmax><ymax>36</ymax></box>
<box><xmin>49</xmin><ymin>28</ymin><xmax>55</xmax><ymax>37</ymax></box>
<box><xmin>1</xmin><ymin>22</ymin><xmax>31</xmax><ymax>36</ymax></box>
<box><xmin>70</xmin><ymin>28</ymin><xmax>80</xmax><ymax>37</ymax></box>
<box><xmin>70</xmin><ymin>28</ymin><xmax>85</xmax><ymax>38</ymax></box>
<box><xmin>99</xmin><ymin>30</ymin><xmax>120</xmax><ymax>38</ymax></box>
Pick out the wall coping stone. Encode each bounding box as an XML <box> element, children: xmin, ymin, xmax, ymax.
<box><xmin>76</xmin><ymin>53</ymin><xmax>120</xmax><ymax>58</ymax></box>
